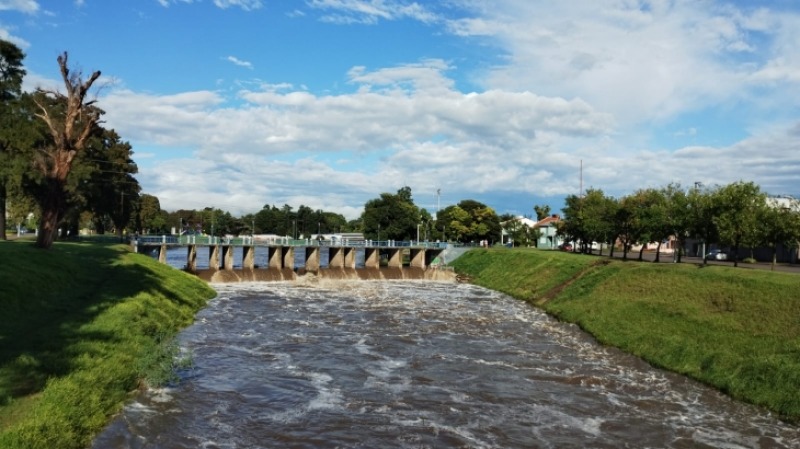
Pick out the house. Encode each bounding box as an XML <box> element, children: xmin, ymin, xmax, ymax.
<box><xmin>533</xmin><ymin>214</ymin><xmax>564</xmax><ymax>249</ymax></box>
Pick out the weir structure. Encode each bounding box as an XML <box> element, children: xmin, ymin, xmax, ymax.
<box><xmin>133</xmin><ymin>235</ymin><xmax>448</xmax><ymax>275</ymax></box>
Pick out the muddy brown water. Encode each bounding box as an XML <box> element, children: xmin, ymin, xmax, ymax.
<box><xmin>92</xmin><ymin>282</ymin><xmax>799</xmax><ymax>448</ymax></box>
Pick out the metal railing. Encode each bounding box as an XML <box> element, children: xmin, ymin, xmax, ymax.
<box><xmin>133</xmin><ymin>235</ymin><xmax>448</xmax><ymax>249</ymax></box>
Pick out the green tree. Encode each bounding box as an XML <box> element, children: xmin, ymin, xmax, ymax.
<box><xmin>760</xmin><ymin>197</ymin><xmax>800</xmax><ymax>270</ymax></box>
<box><xmin>502</xmin><ymin>218</ymin><xmax>539</xmax><ymax>247</ymax></box>
<box><xmin>578</xmin><ymin>188</ymin><xmax>616</xmax><ymax>254</ymax></box>
<box><xmin>559</xmin><ymin>194</ymin><xmax>586</xmax><ymax>252</ymax></box>
<box><xmin>533</xmin><ymin>204</ymin><xmax>551</xmax><ymax>221</ymax></box>
<box><xmin>79</xmin><ymin>129</ymin><xmax>140</xmax><ymax>238</ymax></box>
<box><xmin>31</xmin><ymin>52</ymin><xmax>102</xmax><ymax>248</ymax></box>
<box><xmin>662</xmin><ymin>183</ymin><xmax>692</xmax><ymax>263</ymax></box>
<box><xmin>628</xmin><ymin>188</ymin><xmax>670</xmax><ymax>262</ymax></box>
<box><xmin>614</xmin><ymin>196</ymin><xmax>637</xmax><ymax>260</ymax></box>
<box><xmin>0</xmin><ymin>39</ymin><xmax>26</xmax><ymax>239</ymax></box>
<box><xmin>362</xmin><ymin>187</ymin><xmax>422</xmax><ymax>241</ymax></box>
<box><xmin>454</xmin><ymin>199</ymin><xmax>501</xmax><ymax>244</ymax></box>
<box><xmin>437</xmin><ymin>205</ymin><xmax>470</xmax><ymax>242</ymax></box>
<box><xmin>713</xmin><ymin>181</ymin><xmax>765</xmax><ymax>268</ymax></box>
<box><xmin>137</xmin><ymin>194</ymin><xmax>164</xmax><ymax>233</ymax></box>
<box><xmin>687</xmin><ymin>184</ymin><xmax>720</xmax><ymax>265</ymax></box>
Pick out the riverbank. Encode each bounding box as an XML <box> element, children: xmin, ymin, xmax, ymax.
<box><xmin>0</xmin><ymin>241</ymin><xmax>216</xmax><ymax>449</ymax></box>
<box><xmin>451</xmin><ymin>248</ymin><xmax>800</xmax><ymax>422</ymax></box>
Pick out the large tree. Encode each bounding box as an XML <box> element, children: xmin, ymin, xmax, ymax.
<box><xmin>31</xmin><ymin>52</ymin><xmax>102</xmax><ymax>248</ymax></box>
<box><xmin>662</xmin><ymin>183</ymin><xmax>692</xmax><ymax>263</ymax></box>
<box><xmin>687</xmin><ymin>184</ymin><xmax>720</xmax><ymax>265</ymax></box>
<box><xmin>0</xmin><ymin>39</ymin><xmax>26</xmax><ymax>240</ymax></box>
<box><xmin>713</xmin><ymin>181</ymin><xmax>765</xmax><ymax>267</ymax></box>
<box><xmin>436</xmin><ymin>199</ymin><xmax>501</xmax><ymax>244</ymax></box>
<box><xmin>79</xmin><ymin>128</ymin><xmax>140</xmax><ymax>238</ymax></box>
<box><xmin>760</xmin><ymin>197</ymin><xmax>800</xmax><ymax>270</ymax></box>
<box><xmin>362</xmin><ymin>187</ymin><xmax>422</xmax><ymax>241</ymax></box>
<box><xmin>136</xmin><ymin>194</ymin><xmax>164</xmax><ymax>233</ymax></box>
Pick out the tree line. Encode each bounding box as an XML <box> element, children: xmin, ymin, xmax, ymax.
<box><xmin>558</xmin><ymin>182</ymin><xmax>800</xmax><ymax>269</ymax></box>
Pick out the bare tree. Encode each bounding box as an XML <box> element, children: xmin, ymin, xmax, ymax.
<box><xmin>32</xmin><ymin>52</ymin><xmax>102</xmax><ymax>248</ymax></box>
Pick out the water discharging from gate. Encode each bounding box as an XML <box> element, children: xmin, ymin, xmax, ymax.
<box><xmin>93</xmin><ymin>282</ymin><xmax>798</xmax><ymax>448</ymax></box>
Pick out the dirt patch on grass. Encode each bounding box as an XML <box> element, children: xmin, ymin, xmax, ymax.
<box><xmin>535</xmin><ymin>259</ymin><xmax>610</xmax><ymax>306</ymax></box>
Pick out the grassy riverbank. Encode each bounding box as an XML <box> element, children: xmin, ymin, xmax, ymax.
<box><xmin>0</xmin><ymin>240</ymin><xmax>216</xmax><ymax>449</ymax></box>
<box><xmin>452</xmin><ymin>248</ymin><xmax>800</xmax><ymax>422</ymax></box>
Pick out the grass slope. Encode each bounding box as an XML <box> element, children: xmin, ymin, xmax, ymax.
<box><xmin>0</xmin><ymin>240</ymin><xmax>216</xmax><ymax>449</ymax></box>
<box><xmin>452</xmin><ymin>248</ymin><xmax>800</xmax><ymax>422</ymax></box>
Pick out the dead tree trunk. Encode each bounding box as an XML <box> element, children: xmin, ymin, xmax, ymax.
<box><xmin>32</xmin><ymin>52</ymin><xmax>101</xmax><ymax>249</ymax></box>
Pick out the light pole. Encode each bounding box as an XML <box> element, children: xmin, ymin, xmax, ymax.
<box><xmin>293</xmin><ymin>220</ymin><xmax>297</xmax><ymax>240</ymax></box>
<box><xmin>417</xmin><ymin>223</ymin><xmax>420</xmax><ymax>243</ymax></box>
<box><xmin>318</xmin><ymin>221</ymin><xmax>321</xmax><ymax>237</ymax></box>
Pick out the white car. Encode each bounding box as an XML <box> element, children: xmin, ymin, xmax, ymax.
<box><xmin>706</xmin><ymin>249</ymin><xmax>728</xmax><ymax>261</ymax></box>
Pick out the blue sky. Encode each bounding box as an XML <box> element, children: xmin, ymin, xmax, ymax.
<box><xmin>3</xmin><ymin>0</ymin><xmax>800</xmax><ymax>219</ymax></box>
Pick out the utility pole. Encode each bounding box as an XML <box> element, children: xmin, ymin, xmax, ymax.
<box><xmin>436</xmin><ymin>188</ymin><xmax>441</xmax><ymax>214</ymax></box>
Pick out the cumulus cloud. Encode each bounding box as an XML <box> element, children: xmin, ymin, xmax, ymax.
<box><xmin>96</xmin><ymin>60</ymin><xmax>615</xmax><ymax>215</ymax></box>
<box><xmin>446</xmin><ymin>1</ymin><xmax>800</xmax><ymax>125</ymax></box>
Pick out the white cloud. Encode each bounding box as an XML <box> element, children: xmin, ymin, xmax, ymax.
<box><xmin>156</xmin><ymin>0</ymin><xmax>198</xmax><ymax>7</ymax></box>
<box><xmin>226</xmin><ymin>55</ymin><xmax>253</xmax><ymax>69</ymax></box>
<box><xmin>0</xmin><ymin>27</ymin><xmax>30</xmax><ymax>49</ymax></box>
<box><xmin>213</xmin><ymin>0</ymin><xmax>262</xmax><ymax>11</ymax></box>
<box><xmin>96</xmin><ymin>60</ymin><xmax>614</xmax><ymax>216</ymax></box>
<box><xmin>0</xmin><ymin>0</ymin><xmax>38</xmax><ymax>14</ymax></box>
<box><xmin>446</xmin><ymin>0</ymin><xmax>800</xmax><ymax>125</ymax></box>
<box><xmin>309</xmin><ymin>0</ymin><xmax>438</xmax><ymax>25</ymax></box>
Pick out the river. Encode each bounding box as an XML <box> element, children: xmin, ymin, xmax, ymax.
<box><xmin>92</xmin><ymin>281</ymin><xmax>799</xmax><ymax>448</ymax></box>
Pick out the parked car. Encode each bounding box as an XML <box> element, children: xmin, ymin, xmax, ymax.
<box><xmin>706</xmin><ymin>249</ymin><xmax>728</xmax><ymax>261</ymax></box>
<box><xmin>559</xmin><ymin>243</ymin><xmax>573</xmax><ymax>252</ymax></box>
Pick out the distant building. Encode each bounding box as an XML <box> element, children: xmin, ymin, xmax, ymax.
<box><xmin>533</xmin><ymin>214</ymin><xmax>564</xmax><ymax>249</ymax></box>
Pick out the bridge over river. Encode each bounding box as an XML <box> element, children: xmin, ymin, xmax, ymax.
<box><xmin>134</xmin><ymin>235</ymin><xmax>451</xmax><ymax>281</ymax></box>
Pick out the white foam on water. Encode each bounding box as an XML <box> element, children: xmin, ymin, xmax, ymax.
<box><xmin>690</xmin><ymin>428</ymin><xmax>762</xmax><ymax>449</ymax></box>
<box><xmin>526</xmin><ymin>403</ymin><xmax>605</xmax><ymax>438</ymax></box>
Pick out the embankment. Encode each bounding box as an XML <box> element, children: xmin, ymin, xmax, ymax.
<box><xmin>0</xmin><ymin>241</ymin><xmax>216</xmax><ymax>449</ymax></box>
<box><xmin>451</xmin><ymin>248</ymin><xmax>800</xmax><ymax>422</ymax></box>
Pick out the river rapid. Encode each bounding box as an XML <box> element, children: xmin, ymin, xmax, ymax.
<box><xmin>92</xmin><ymin>281</ymin><xmax>799</xmax><ymax>448</ymax></box>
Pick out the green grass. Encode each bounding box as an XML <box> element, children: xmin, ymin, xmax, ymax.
<box><xmin>0</xmin><ymin>240</ymin><xmax>216</xmax><ymax>449</ymax></box>
<box><xmin>452</xmin><ymin>248</ymin><xmax>800</xmax><ymax>422</ymax></box>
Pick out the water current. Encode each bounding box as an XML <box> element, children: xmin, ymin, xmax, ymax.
<box><xmin>92</xmin><ymin>281</ymin><xmax>799</xmax><ymax>448</ymax></box>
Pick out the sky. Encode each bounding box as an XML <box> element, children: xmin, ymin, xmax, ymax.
<box><xmin>2</xmin><ymin>0</ymin><xmax>800</xmax><ymax>220</ymax></box>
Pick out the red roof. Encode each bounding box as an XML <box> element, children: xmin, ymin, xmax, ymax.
<box><xmin>534</xmin><ymin>215</ymin><xmax>561</xmax><ymax>228</ymax></box>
